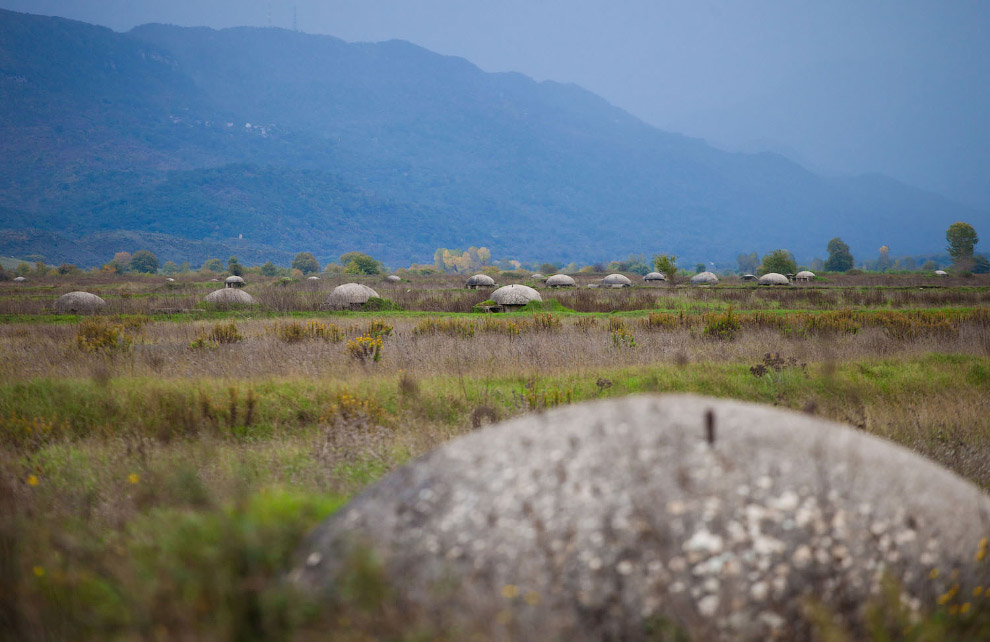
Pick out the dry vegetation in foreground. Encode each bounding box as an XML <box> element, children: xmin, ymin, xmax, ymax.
<box><xmin>1</xmin><ymin>274</ymin><xmax>989</xmax><ymax>640</ymax></box>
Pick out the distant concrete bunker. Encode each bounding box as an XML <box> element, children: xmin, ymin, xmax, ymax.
<box><xmin>293</xmin><ymin>395</ymin><xmax>990</xmax><ymax>640</ymax></box>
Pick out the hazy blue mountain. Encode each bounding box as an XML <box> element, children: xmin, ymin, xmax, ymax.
<box><xmin>0</xmin><ymin>9</ymin><xmax>984</xmax><ymax>267</ymax></box>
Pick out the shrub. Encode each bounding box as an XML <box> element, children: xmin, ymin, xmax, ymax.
<box><xmin>640</xmin><ymin>312</ymin><xmax>682</xmax><ymax>331</ymax></box>
<box><xmin>76</xmin><ymin>318</ymin><xmax>132</xmax><ymax>353</ymax></box>
<box><xmin>269</xmin><ymin>321</ymin><xmax>344</xmax><ymax>343</ymax></box>
<box><xmin>703</xmin><ymin>306</ymin><xmax>740</xmax><ymax>340</ymax></box>
<box><xmin>413</xmin><ymin>318</ymin><xmax>475</xmax><ymax>338</ymax></box>
<box><xmin>472</xmin><ymin>299</ymin><xmax>497</xmax><ymax>313</ymax></box>
<box><xmin>366</xmin><ymin>319</ymin><xmax>393</xmax><ymax>339</ymax></box>
<box><xmin>478</xmin><ymin>317</ymin><xmax>529</xmax><ymax>337</ymax></box>
<box><xmin>208</xmin><ymin>322</ymin><xmax>243</xmax><ymax>344</ymax></box>
<box><xmin>797</xmin><ymin>310</ymin><xmax>861</xmax><ymax>336</ymax></box>
<box><xmin>531</xmin><ymin>312</ymin><xmax>562</xmax><ymax>332</ymax></box>
<box><xmin>191</xmin><ymin>322</ymin><xmax>243</xmax><ymax>349</ymax></box>
<box><xmin>346</xmin><ymin>335</ymin><xmax>383</xmax><ymax>363</ymax></box>
<box><xmin>361</xmin><ymin>297</ymin><xmax>402</xmax><ymax>312</ymax></box>
<box><xmin>610</xmin><ymin>328</ymin><xmax>637</xmax><ymax>349</ymax></box>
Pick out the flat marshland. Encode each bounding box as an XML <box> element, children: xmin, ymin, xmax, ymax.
<box><xmin>2</xmin><ymin>272</ymin><xmax>989</xmax><ymax>639</ymax></box>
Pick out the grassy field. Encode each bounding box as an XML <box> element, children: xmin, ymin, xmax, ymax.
<box><xmin>2</xmin><ymin>272</ymin><xmax>989</xmax><ymax>639</ymax></box>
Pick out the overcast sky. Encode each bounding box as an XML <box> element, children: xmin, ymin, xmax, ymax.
<box><xmin>3</xmin><ymin>0</ymin><xmax>989</xmax><ymax>207</ymax></box>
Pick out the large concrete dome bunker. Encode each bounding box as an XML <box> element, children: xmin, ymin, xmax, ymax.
<box><xmin>327</xmin><ymin>283</ymin><xmax>380</xmax><ymax>309</ymax></box>
<box><xmin>204</xmin><ymin>288</ymin><xmax>256</xmax><ymax>306</ymax></box>
<box><xmin>55</xmin><ymin>291</ymin><xmax>107</xmax><ymax>314</ymax></box>
<box><xmin>291</xmin><ymin>394</ymin><xmax>990</xmax><ymax>641</ymax></box>
<box><xmin>490</xmin><ymin>284</ymin><xmax>541</xmax><ymax>309</ymax></box>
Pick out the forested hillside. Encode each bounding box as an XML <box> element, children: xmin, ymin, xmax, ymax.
<box><xmin>0</xmin><ymin>9</ymin><xmax>983</xmax><ymax>266</ymax></box>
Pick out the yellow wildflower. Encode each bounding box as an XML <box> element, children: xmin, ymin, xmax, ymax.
<box><xmin>128</xmin><ymin>473</ymin><xmax>140</xmax><ymax>484</ymax></box>
<box><xmin>501</xmin><ymin>584</ymin><xmax>519</xmax><ymax>599</ymax></box>
<box><xmin>32</xmin><ymin>565</ymin><xmax>44</xmax><ymax>577</ymax></box>
<box><xmin>27</xmin><ymin>475</ymin><xmax>39</xmax><ymax>486</ymax></box>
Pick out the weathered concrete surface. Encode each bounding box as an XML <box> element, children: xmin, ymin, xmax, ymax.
<box><xmin>54</xmin><ymin>291</ymin><xmax>107</xmax><ymax>314</ymax></box>
<box><xmin>292</xmin><ymin>395</ymin><xmax>990</xmax><ymax>640</ymax></box>
<box><xmin>204</xmin><ymin>288</ymin><xmax>256</xmax><ymax>305</ymax></box>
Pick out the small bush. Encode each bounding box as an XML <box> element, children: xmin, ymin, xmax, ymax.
<box><xmin>208</xmin><ymin>322</ymin><xmax>243</xmax><ymax>344</ymax></box>
<box><xmin>413</xmin><ymin>318</ymin><xmax>475</xmax><ymax>338</ymax></box>
<box><xmin>366</xmin><ymin>319</ymin><xmax>393</xmax><ymax>339</ymax></box>
<box><xmin>532</xmin><ymin>312</ymin><xmax>562</xmax><ymax>332</ymax></box>
<box><xmin>267</xmin><ymin>320</ymin><xmax>346</xmax><ymax>344</ymax></box>
<box><xmin>361</xmin><ymin>297</ymin><xmax>403</xmax><ymax>312</ymax></box>
<box><xmin>640</xmin><ymin>312</ymin><xmax>682</xmax><ymax>331</ymax></box>
<box><xmin>190</xmin><ymin>322</ymin><xmax>243</xmax><ymax>349</ymax></box>
<box><xmin>478</xmin><ymin>316</ymin><xmax>529</xmax><ymax>337</ymax></box>
<box><xmin>472</xmin><ymin>299</ymin><xmax>497</xmax><ymax>313</ymax></box>
<box><xmin>703</xmin><ymin>306</ymin><xmax>740</xmax><ymax>340</ymax></box>
<box><xmin>76</xmin><ymin>318</ymin><xmax>132</xmax><ymax>353</ymax></box>
<box><xmin>346</xmin><ymin>335</ymin><xmax>383</xmax><ymax>363</ymax></box>
<box><xmin>610</xmin><ymin>328</ymin><xmax>637</xmax><ymax>349</ymax></box>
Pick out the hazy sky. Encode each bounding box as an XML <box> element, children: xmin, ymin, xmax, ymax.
<box><xmin>3</xmin><ymin>0</ymin><xmax>989</xmax><ymax>207</ymax></box>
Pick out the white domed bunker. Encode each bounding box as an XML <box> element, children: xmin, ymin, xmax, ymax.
<box><xmin>292</xmin><ymin>395</ymin><xmax>990</xmax><ymax>641</ymax></box>
<box><xmin>55</xmin><ymin>291</ymin><xmax>107</xmax><ymax>314</ymax></box>
<box><xmin>545</xmin><ymin>274</ymin><xmax>576</xmax><ymax>288</ymax></box>
<box><xmin>643</xmin><ymin>272</ymin><xmax>666</xmax><ymax>282</ymax></box>
<box><xmin>224</xmin><ymin>275</ymin><xmax>246</xmax><ymax>288</ymax></box>
<box><xmin>327</xmin><ymin>283</ymin><xmax>379</xmax><ymax>309</ymax></box>
<box><xmin>490</xmin><ymin>284</ymin><xmax>541</xmax><ymax>310</ymax></box>
<box><xmin>465</xmin><ymin>274</ymin><xmax>496</xmax><ymax>289</ymax></box>
<box><xmin>204</xmin><ymin>288</ymin><xmax>256</xmax><ymax>306</ymax></box>
<box><xmin>602</xmin><ymin>273</ymin><xmax>632</xmax><ymax>287</ymax></box>
<box><xmin>758</xmin><ymin>272</ymin><xmax>790</xmax><ymax>286</ymax></box>
<box><xmin>690</xmin><ymin>271</ymin><xmax>719</xmax><ymax>285</ymax></box>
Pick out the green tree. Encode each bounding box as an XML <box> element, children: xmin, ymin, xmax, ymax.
<box><xmin>130</xmin><ymin>250</ymin><xmax>159</xmax><ymax>274</ymax></box>
<box><xmin>340</xmin><ymin>252</ymin><xmax>381</xmax><ymax>275</ymax></box>
<box><xmin>111</xmin><ymin>251</ymin><xmax>131</xmax><ymax>274</ymax></box>
<box><xmin>946</xmin><ymin>222</ymin><xmax>978</xmax><ymax>269</ymax></box>
<box><xmin>162</xmin><ymin>260</ymin><xmax>179</xmax><ymax>275</ymax></box>
<box><xmin>760</xmin><ymin>249</ymin><xmax>797</xmax><ymax>275</ymax></box>
<box><xmin>824</xmin><ymin>237</ymin><xmax>854</xmax><ymax>272</ymax></box>
<box><xmin>56</xmin><ymin>263</ymin><xmax>80</xmax><ymax>276</ymax></box>
<box><xmin>652</xmin><ymin>254</ymin><xmax>678</xmax><ymax>285</ymax></box>
<box><xmin>291</xmin><ymin>252</ymin><xmax>320</xmax><ymax>275</ymax></box>
<box><xmin>227</xmin><ymin>256</ymin><xmax>244</xmax><ymax>277</ymax></box>
<box><xmin>737</xmin><ymin>252</ymin><xmax>758</xmax><ymax>274</ymax></box>
<box><xmin>14</xmin><ymin>263</ymin><xmax>30</xmax><ymax>277</ymax></box>
<box><xmin>202</xmin><ymin>258</ymin><xmax>223</xmax><ymax>273</ymax></box>
<box><xmin>973</xmin><ymin>255</ymin><xmax>990</xmax><ymax>274</ymax></box>
<box><xmin>259</xmin><ymin>261</ymin><xmax>278</xmax><ymax>276</ymax></box>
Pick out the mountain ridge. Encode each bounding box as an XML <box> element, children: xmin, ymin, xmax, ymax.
<box><xmin>0</xmin><ymin>9</ymin><xmax>984</xmax><ymax>267</ymax></box>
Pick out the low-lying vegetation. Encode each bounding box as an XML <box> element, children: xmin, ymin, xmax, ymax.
<box><xmin>2</xmin><ymin>273</ymin><xmax>989</xmax><ymax>639</ymax></box>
